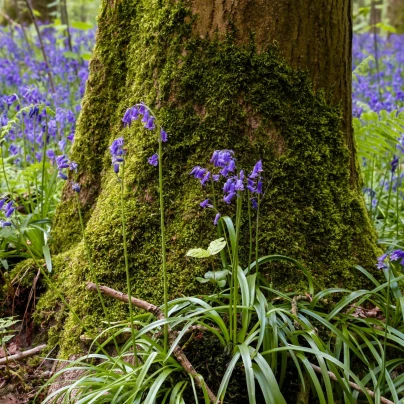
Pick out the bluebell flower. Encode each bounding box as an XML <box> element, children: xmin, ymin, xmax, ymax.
<box><xmin>212</xmin><ymin>174</ymin><xmax>220</xmax><ymax>182</ymax></box>
<box><xmin>131</xmin><ymin>107</ymin><xmax>139</xmax><ymax>121</ymax></box>
<box><xmin>110</xmin><ymin>138</ymin><xmax>126</xmax><ymax>173</ymax></box>
<box><xmin>200</xmin><ymin>171</ymin><xmax>211</xmax><ymax>186</ymax></box>
<box><xmin>138</xmin><ymin>103</ymin><xmax>146</xmax><ymax>115</ymax></box>
<box><xmin>58</xmin><ymin>139</ymin><xmax>66</xmax><ymax>151</ymax></box>
<box><xmin>71</xmin><ymin>182</ymin><xmax>81</xmax><ymax>193</ymax></box>
<box><xmin>5</xmin><ymin>202</ymin><xmax>14</xmax><ymax>218</ymax></box>
<box><xmin>160</xmin><ymin>129</ymin><xmax>168</xmax><ymax>142</ymax></box>
<box><xmin>5</xmin><ymin>93</ymin><xmax>18</xmax><ymax>106</ymax></box>
<box><xmin>257</xmin><ymin>181</ymin><xmax>263</xmax><ymax>194</ymax></box>
<box><xmin>58</xmin><ymin>171</ymin><xmax>68</xmax><ymax>180</ymax></box>
<box><xmin>9</xmin><ymin>144</ymin><xmax>19</xmax><ymax>155</ymax></box>
<box><xmin>249</xmin><ymin>160</ymin><xmax>263</xmax><ymax>179</ymax></box>
<box><xmin>247</xmin><ymin>178</ymin><xmax>255</xmax><ymax>192</ymax></box>
<box><xmin>223</xmin><ymin>178</ymin><xmax>234</xmax><ymax>194</ymax></box>
<box><xmin>191</xmin><ymin>167</ymin><xmax>206</xmax><ymax>179</ymax></box>
<box><xmin>224</xmin><ymin>192</ymin><xmax>236</xmax><ymax>204</ymax></box>
<box><xmin>67</xmin><ymin>132</ymin><xmax>74</xmax><ymax>142</ymax></box>
<box><xmin>211</xmin><ymin>150</ymin><xmax>234</xmax><ymax>167</ymax></box>
<box><xmin>213</xmin><ymin>213</ymin><xmax>221</xmax><ymax>225</ymax></box>
<box><xmin>220</xmin><ymin>166</ymin><xmax>230</xmax><ymax>177</ymax></box>
<box><xmin>141</xmin><ymin>109</ymin><xmax>149</xmax><ymax>124</ymax></box>
<box><xmin>200</xmin><ymin>199</ymin><xmax>213</xmax><ymax>208</ymax></box>
<box><xmin>56</xmin><ymin>155</ymin><xmax>69</xmax><ymax>170</ymax></box>
<box><xmin>122</xmin><ymin>108</ymin><xmax>132</xmax><ymax>127</ymax></box>
<box><xmin>148</xmin><ymin>153</ymin><xmax>158</xmax><ymax>166</ymax></box>
<box><xmin>251</xmin><ymin>198</ymin><xmax>258</xmax><ymax>209</ymax></box>
<box><xmin>235</xmin><ymin>178</ymin><xmax>244</xmax><ymax>191</ymax></box>
<box><xmin>29</xmin><ymin>105</ymin><xmax>39</xmax><ymax>119</ymax></box>
<box><xmin>145</xmin><ymin>116</ymin><xmax>155</xmax><ymax>130</ymax></box>
<box><xmin>1</xmin><ymin>221</ymin><xmax>12</xmax><ymax>228</ymax></box>
<box><xmin>391</xmin><ymin>155</ymin><xmax>399</xmax><ymax>173</ymax></box>
<box><xmin>0</xmin><ymin>199</ymin><xmax>5</xmax><ymax>210</ymax></box>
<box><xmin>376</xmin><ymin>253</ymin><xmax>388</xmax><ymax>270</ymax></box>
<box><xmin>69</xmin><ymin>162</ymin><xmax>78</xmax><ymax>171</ymax></box>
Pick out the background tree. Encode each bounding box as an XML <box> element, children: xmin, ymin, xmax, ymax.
<box><xmin>388</xmin><ymin>0</ymin><xmax>404</xmax><ymax>33</ymax></box>
<box><xmin>0</xmin><ymin>0</ymin><xmax>56</xmax><ymax>24</ymax></box>
<box><xmin>38</xmin><ymin>0</ymin><xmax>378</xmax><ymax>354</ymax></box>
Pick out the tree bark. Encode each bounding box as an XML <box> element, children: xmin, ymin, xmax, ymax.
<box><xmin>40</xmin><ymin>0</ymin><xmax>378</xmax><ymax>356</ymax></box>
<box><xmin>388</xmin><ymin>0</ymin><xmax>404</xmax><ymax>33</ymax></box>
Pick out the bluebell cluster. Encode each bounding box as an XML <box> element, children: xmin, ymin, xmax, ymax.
<box><xmin>0</xmin><ymin>25</ymin><xmax>94</xmax><ymax>166</ymax></box>
<box><xmin>56</xmin><ymin>154</ymin><xmax>80</xmax><ymax>192</ymax></box>
<box><xmin>353</xmin><ymin>34</ymin><xmax>404</xmax><ymax>116</ymax></box>
<box><xmin>190</xmin><ymin>150</ymin><xmax>263</xmax><ymax>225</ymax></box>
<box><xmin>0</xmin><ymin>198</ymin><xmax>14</xmax><ymax>227</ymax></box>
<box><xmin>119</xmin><ymin>103</ymin><xmax>168</xmax><ymax>169</ymax></box>
<box><xmin>377</xmin><ymin>249</ymin><xmax>404</xmax><ymax>270</ymax></box>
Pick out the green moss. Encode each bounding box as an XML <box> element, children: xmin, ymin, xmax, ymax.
<box><xmin>38</xmin><ymin>0</ymin><xmax>378</xmax><ymax>354</ymax></box>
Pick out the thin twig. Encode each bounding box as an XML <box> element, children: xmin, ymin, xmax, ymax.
<box><xmin>310</xmin><ymin>363</ymin><xmax>394</xmax><ymax>404</ymax></box>
<box><xmin>23</xmin><ymin>0</ymin><xmax>56</xmax><ymax>93</ymax></box>
<box><xmin>0</xmin><ymin>344</ymin><xmax>46</xmax><ymax>366</ymax></box>
<box><xmin>86</xmin><ymin>282</ymin><xmax>218</xmax><ymax>404</ymax></box>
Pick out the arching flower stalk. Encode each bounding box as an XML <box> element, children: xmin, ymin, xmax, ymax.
<box><xmin>119</xmin><ymin>102</ymin><xmax>170</xmax><ymax>352</ymax></box>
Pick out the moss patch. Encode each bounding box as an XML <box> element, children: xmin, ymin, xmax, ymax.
<box><xmin>38</xmin><ymin>0</ymin><xmax>378</xmax><ymax>355</ymax></box>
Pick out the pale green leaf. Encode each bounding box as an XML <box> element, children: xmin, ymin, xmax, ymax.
<box><xmin>207</xmin><ymin>238</ymin><xmax>226</xmax><ymax>255</ymax></box>
<box><xmin>186</xmin><ymin>248</ymin><xmax>211</xmax><ymax>258</ymax></box>
<box><xmin>71</xmin><ymin>21</ymin><xmax>93</xmax><ymax>30</ymax></box>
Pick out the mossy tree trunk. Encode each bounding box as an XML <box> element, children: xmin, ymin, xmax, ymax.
<box><xmin>388</xmin><ymin>0</ymin><xmax>404</xmax><ymax>33</ymax></box>
<box><xmin>40</xmin><ymin>0</ymin><xmax>378</xmax><ymax>354</ymax></box>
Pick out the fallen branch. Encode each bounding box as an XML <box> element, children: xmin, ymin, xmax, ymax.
<box><xmin>0</xmin><ymin>344</ymin><xmax>46</xmax><ymax>366</ymax></box>
<box><xmin>310</xmin><ymin>363</ymin><xmax>394</xmax><ymax>404</ymax></box>
<box><xmin>86</xmin><ymin>282</ymin><xmax>218</xmax><ymax>404</ymax></box>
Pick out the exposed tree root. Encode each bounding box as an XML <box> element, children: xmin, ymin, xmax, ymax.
<box><xmin>85</xmin><ymin>282</ymin><xmax>218</xmax><ymax>404</ymax></box>
<box><xmin>0</xmin><ymin>344</ymin><xmax>46</xmax><ymax>366</ymax></box>
<box><xmin>310</xmin><ymin>363</ymin><xmax>394</xmax><ymax>404</ymax></box>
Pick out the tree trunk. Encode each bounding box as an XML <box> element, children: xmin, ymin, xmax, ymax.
<box><xmin>39</xmin><ymin>0</ymin><xmax>378</xmax><ymax>355</ymax></box>
<box><xmin>388</xmin><ymin>0</ymin><xmax>404</xmax><ymax>33</ymax></box>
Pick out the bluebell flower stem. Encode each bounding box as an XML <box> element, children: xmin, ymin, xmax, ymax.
<box><xmin>247</xmin><ymin>190</ymin><xmax>252</xmax><ymax>275</ymax></box>
<box><xmin>369</xmin><ymin>157</ymin><xmax>375</xmax><ymax>216</ymax></box>
<box><xmin>382</xmin><ymin>171</ymin><xmax>394</xmax><ymax>237</ymax></box>
<box><xmin>75</xmin><ymin>193</ymin><xmax>121</xmax><ymax>356</ymax></box>
<box><xmin>1</xmin><ymin>143</ymin><xmax>11</xmax><ymax>195</ymax></box>
<box><xmin>379</xmin><ymin>268</ymin><xmax>391</xmax><ymax>394</ymax></box>
<box><xmin>120</xmin><ymin>163</ymin><xmax>139</xmax><ymax>366</ymax></box>
<box><xmin>210</xmin><ymin>179</ymin><xmax>228</xmax><ymax>269</ymax></box>
<box><xmin>40</xmin><ymin>116</ymin><xmax>48</xmax><ymax>220</ymax></box>
<box><xmin>232</xmin><ymin>191</ymin><xmax>242</xmax><ymax>347</ymax></box>
<box><xmin>157</xmin><ymin>124</ymin><xmax>168</xmax><ymax>353</ymax></box>
<box><xmin>396</xmin><ymin>163</ymin><xmax>400</xmax><ymax>239</ymax></box>
<box><xmin>255</xmin><ymin>187</ymin><xmax>261</xmax><ymax>279</ymax></box>
<box><xmin>21</xmin><ymin>116</ymin><xmax>34</xmax><ymax>215</ymax></box>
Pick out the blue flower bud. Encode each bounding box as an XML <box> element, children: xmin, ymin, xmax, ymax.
<box><xmin>200</xmin><ymin>199</ymin><xmax>213</xmax><ymax>208</ymax></box>
<box><xmin>72</xmin><ymin>183</ymin><xmax>81</xmax><ymax>193</ymax></box>
<box><xmin>58</xmin><ymin>171</ymin><xmax>68</xmax><ymax>180</ymax></box>
<box><xmin>160</xmin><ymin>129</ymin><xmax>168</xmax><ymax>142</ymax></box>
<box><xmin>213</xmin><ymin>213</ymin><xmax>221</xmax><ymax>225</ymax></box>
<box><xmin>5</xmin><ymin>207</ymin><xmax>14</xmax><ymax>218</ymax></box>
<box><xmin>224</xmin><ymin>192</ymin><xmax>236</xmax><ymax>204</ymax></box>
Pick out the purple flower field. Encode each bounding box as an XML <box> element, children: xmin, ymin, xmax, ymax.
<box><xmin>353</xmin><ymin>34</ymin><xmax>404</xmax><ymax>115</ymax></box>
